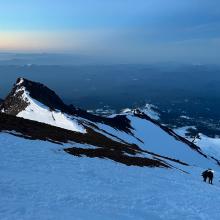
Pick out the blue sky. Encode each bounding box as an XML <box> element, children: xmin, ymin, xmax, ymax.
<box><xmin>0</xmin><ymin>0</ymin><xmax>220</xmax><ymax>63</ymax></box>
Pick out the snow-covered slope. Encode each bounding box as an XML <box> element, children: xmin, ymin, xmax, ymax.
<box><xmin>175</xmin><ymin>126</ymin><xmax>220</xmax><ymax>161</ymax></box>
<box><xmin>127</xmin><ymin>115</ymin><xmax>215</xmax><ymax>167</ymax></box>
<box><xmin>1</xmin><ymin>132</ymin><xmax>220</xmax><ymax>220</ymax></box>
<box><xmin>1</xmin><ymin>78</ymin><xmax>220</xmax><ymax>219</ymax></box>
<box><xmin>16</xmin><ymin>87</ymin><xmax>85</xmax><ymax>133</ymax></box>
<box><xmin>1</xmin><ymin>78</ymin><xmax>220</xmax><ymax>169</ymax></box>
<box><xmin>1</xmin><ymin>78</ymin><xmax>86</xmax><ymax>133</ymax></box>
<box><xmin>95</xmin><ymin>113</ymin><xmax>219</xmax><ymax>169</ymax></box>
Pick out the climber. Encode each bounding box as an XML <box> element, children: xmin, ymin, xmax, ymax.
<box><xmin>202</xmin><ymin>169</ymin><xmax>214</xmax><ymax>184</ymax></box>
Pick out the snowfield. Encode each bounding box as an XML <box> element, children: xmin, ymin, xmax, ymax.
<box><xmin>1</xmin><ymin>133</ymin><xmax>220</xmax><ymax>220</ymax></box>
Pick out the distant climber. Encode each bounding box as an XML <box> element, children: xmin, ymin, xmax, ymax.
<box><xmin>202</xmin><ymin>169</ymin><xmax>214</xmax><ymax>184</ymax></box>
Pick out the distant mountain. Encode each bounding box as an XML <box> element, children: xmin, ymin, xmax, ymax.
<box><xmin>0</xmin><ymin>53</ymin><xmax>99</xmax><ymax>65</ymax></box>
<box><xmin>0</xmin><ymin>77</ymin><xmax>219</xmax><ymax>171</ymax></box>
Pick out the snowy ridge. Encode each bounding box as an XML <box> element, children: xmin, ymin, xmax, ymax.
<box><xmin>16</xmin><ymin>86</ymin><xmax>86</xmax><ymax>133</ymax></box>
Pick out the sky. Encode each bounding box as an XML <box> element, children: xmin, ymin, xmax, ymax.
<box><xmin>0</xmin><ymin>0</ymin><xmax>220</xmax><ymax>64</ymax></box>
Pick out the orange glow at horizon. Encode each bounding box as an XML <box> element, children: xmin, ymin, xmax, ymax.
<box><xmin>0</xmin><ymin>31</ymin><xmax>85</xmax><ymax>52</ymax></box>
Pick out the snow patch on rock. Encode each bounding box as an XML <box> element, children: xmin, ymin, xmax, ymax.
<box><xmin>180</xmin><ymin>115</ymin><xmax>191</xmax><ymax>120</ymax></box>
<box><xmin>16</xmin><ymin>77</ymin><xmax>24</xmax><ymax>86</ymax></box>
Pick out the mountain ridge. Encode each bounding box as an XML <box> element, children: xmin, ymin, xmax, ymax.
<box><xmin>0</xmin><ymin>77</ymin><xmax>219</xmax><ymax>171</ymax></box>
<box><xmin>0</xmin><ymin>77</ymin><xmax>133</xmax><ymax>132</ymax></box>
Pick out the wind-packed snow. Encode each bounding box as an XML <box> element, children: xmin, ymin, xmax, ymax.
<box><xmin>1</xmin><ymin>132</ymin><xmax>220</xmax><ymax>220</ymax></box>
<box><xmin>16</xmin><ymin>88</ymin><xmax>86</xmax><ymax>133</ymax></box>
